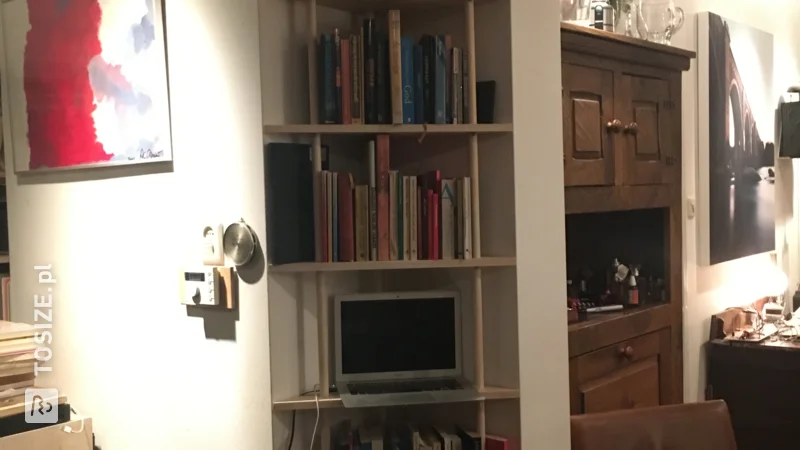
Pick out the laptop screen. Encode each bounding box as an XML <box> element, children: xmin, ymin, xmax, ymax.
<box><xmin>339</xmin><ymin>295</ymin><xmax>457</xmax><ymax>376</ymax></box>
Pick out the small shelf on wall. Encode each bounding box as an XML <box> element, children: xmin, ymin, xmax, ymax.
<box><xmin>262</xmin><ymin>123</ymin><xmax>513</xmax><ymax>136</ymax></box>
<box><xmin>269</xmin><ymin>256</ymin><xmax>516</xmax><ymax>273</ymax></box>
<box><xmin>272</xmin><ymin>386</ymin><xmax>520</xmax><ymax>411</ymax></box>
<box><xmin>0</xmin><ymin>253</ymin><xmax>9</xmax><ymax>264</ymax></box>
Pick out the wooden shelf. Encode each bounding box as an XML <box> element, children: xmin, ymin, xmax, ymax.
<box><xmin>313</xmin><ymin>0</ymin><xmax>499</xmax><ymax>13</ymax></box>
<box><xmin>0</xmin><ymin>253</ymin><xmax>9</xmax><ymax>264</ymax></box>
<box><xmin>273</xmin><ymin>386</ymin><xmax>520</xmax><ymax>411</ymax></box>
<box><xmin>263</xmin><ymin>123</ymin><xmax>512</xmax><ymax>136</ymax></box>
<box><xmin>269</xmin><ymin>257</ymin><xmax>515</xmax><ymax>273</ymax></box>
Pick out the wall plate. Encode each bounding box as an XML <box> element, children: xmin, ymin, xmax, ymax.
<box><xmin>202</xmin><ymin>224</ymin><xmax>225</xmax><ymax>266</ymax></box>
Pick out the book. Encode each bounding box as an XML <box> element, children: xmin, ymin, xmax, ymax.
<box><xmin>319</xmin><ymin>34</ymin><xmax>336</xmax><ymax>124</ymax></box>
<box><xmin>398</xmin><ymin>172</ymin><xmax>405</xmax><ymax>260</ymax></box>
<box><xmin>452</xmin><ymin>47</ymin><xmax>462</xmax><ymax>124</ymax></box>
<box><xmin>434</xmin><ymin>36</ymin><xmax>447</xmax><ymax>124</ymax></box>
<box><xmin>363</xmin><ymin>19</ymin><xmax>376</xmax><ymax>124</ymax></box>
<box><xmin>334</xmin><ymin>29</ymin><xmax>342</xmax><ymax>123</ymax></box>
<box><xmin>462</xmin><ymin>176</ymin><xmax>472</xmax><ymax>259</ymax></box>
<box><xmin>441</xmin><ymin>179</ymin><xmax>456</xmax><ymax>259</ymax></box>
<box><xmin>403</xmin><ymin>176</ymin><xmax>411</xmax><ymax>260</ymax></box>
<box><xmin>376</xmin><ymin>35</ymin><xmax>389</xmax><ymax>124</ymax></box>
<box><xmin>350</xmin><ymin>35</ymin><xmax>362</xmax><ymax>124</ymax></box>
<box><xmin>389</xmin><ymin>171</ymin><xmax>399</xmax><ymax>260</ymax></box>
<box><xmin>341</xmin><ymin>38</ymin><xmax>352</xmax><ymax>125</ymax></box>
<box><xmin>368</xmin><ymin>141</ymin><xmax>378</xmax><ymax>261</ymax></box>
<box><xmin>421</xmin><ymin>35</ymin><xmax>435</xmax><ymax>123</ymax></box>
<box><xmin>338</xmin><ymin>173</ymin><xmax>355</xmax><ymax>262</ymax></box>
<box><xmin>376</xmin><ymin>135</ymin><xmax>390</xmax><ymax>261</ymax></box>
<box><xmin>355</xmin><ymin>185</ymin><xmax>369</xmax><ymax>261</ymax></box>
<box><xmin>388</xmin><ymin>10</ymin><xmax>403</xmax><ymax>124</ymax></box>
<box><xmin>332</xmin><ymin>172</ymin><xmax>338</xmax><ymax>262</ymax></box>
<box><xmin>319</xmin><ymin>171</ymin><xmax>328</xmax><ymax>262</ymax></box>
<box><xmin>401</xmin><ymin>36</ymin><xmax>415</xmax><ymax>124</ymax></box>
<box><xmin>326</xmin><ymin>172</ymin><xmax>334</xmax><ymax>261</ymax></box>
<box><xmin>414</xmin><ymin>43</ymin><xmax>424</xmax><ymax>124</ymax></box>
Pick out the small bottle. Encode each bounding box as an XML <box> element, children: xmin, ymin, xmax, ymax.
<box><xmin>627</xmin><ymin>267</ymin><xmax>639</xmax><ymax>307</ymax></box>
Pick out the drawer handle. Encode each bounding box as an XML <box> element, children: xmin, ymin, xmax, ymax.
<box><xmin>606</xmin><ymin>119</ymin><xmax>622</xmax><ymax>133</ymax></box>
<box><xmin>623</xmin><ymin>122</ymin><xmax>639</xmax><ymax>135</ymax></box>
<box><xmin>617</xmin><ymin>345</ymin><xmax>634</xmax><ymax>359</ymax></box>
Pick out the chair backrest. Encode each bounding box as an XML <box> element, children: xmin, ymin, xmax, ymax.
<box><xmin>570</xmin><ymin>400</ymin><xmax>737</xmax><ymax>450</ymax></box>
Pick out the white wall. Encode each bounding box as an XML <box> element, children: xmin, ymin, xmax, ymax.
<box><xmin>0</xmin><ymin>1</ymin><xmax>271</xmax><ymax>449</ymax></box>
<box><xmin>672</xmin><ymin>0</ymin><xmax>800</xmax><ymax>402</ymax></box>
<box><xmin>510</xmin><ymin>0</ymin><xmax>571</xmax><ymax>449</ymax></box>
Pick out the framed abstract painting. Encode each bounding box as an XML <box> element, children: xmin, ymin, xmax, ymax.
<box><xmin>1</xmin><ymin>0</ymin><xmax>172</xmax><ymax>173</ymax></box>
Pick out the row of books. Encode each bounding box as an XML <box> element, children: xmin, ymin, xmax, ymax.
<box><xmin>319</xmin><ymin>136</ymin><xmax>473</xmax><ymax>263</ymax></box>
<box><xmin>334</xmin><ymin>420</ymin><xmax>508</xmax><ymax>450</ymax></box>
<box><xmin>318</xmin><ymin>10</ymin><xmax>470</xmax><ymax>126</ymax></box>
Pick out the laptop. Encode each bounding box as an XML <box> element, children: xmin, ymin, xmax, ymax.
<box><xmin>334</xmin><ymin>290</ymin><xmax>477</xmax><ymax>408</ymax></box>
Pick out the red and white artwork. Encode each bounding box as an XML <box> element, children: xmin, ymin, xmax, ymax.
<box><xmin>2</xmin><ymin>0</ymin><xmax>172</xmax><ymax>172</ymax></box>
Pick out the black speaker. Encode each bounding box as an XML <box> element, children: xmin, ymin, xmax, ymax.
<box><xmin>777</xmin><ymin>93</ymin><xmax>800</xmax><ymax>158</ymax></box>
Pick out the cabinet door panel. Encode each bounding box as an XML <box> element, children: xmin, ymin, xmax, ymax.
<box><xmin>621</xmin><ymin>75</ymin><xmax>673</xmax><ymax>185</ymax></box>
<box><xmin>562</xmin><ymin>64</ymin><xmax>616</xmax><ymax>187</ymax></box>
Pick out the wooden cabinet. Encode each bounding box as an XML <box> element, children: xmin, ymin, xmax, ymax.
<box><xmin>570</xmin><ymin>328</ymin><xmax>673</xmax><ymax>415</ymax></box>
<box><xmin>562</xmin><ymin>64</ymin><xmax>677</xmax><ymax>189</ymax></box>
<box><xmin>560</xmin><ymin>24</ymin><xmax>694</xmax><ymax>416</ymax></box>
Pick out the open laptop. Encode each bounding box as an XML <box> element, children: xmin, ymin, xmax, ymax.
<box><xmin>334</xmin><ymin>290</ymin><xmax>477</xmax><ymax>408</ymax></box>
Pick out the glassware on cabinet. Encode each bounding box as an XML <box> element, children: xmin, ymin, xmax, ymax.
<box><xmin>561</xmin><ymin>0</ymin><xmax>593</xmax><ymax>26</ymax></box>
<box><xmin>614</xmin><ymin>0</ymin><xmax>639</xmax><ymax>37</ymax></box>
<box><xmin>637</xmin><ymin>0</ymin><xmax>684</xmax><ymax>45</ymax></box>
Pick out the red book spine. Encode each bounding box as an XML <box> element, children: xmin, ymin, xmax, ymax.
<box><xmin>376</xmin><ymin>135</ymin><xmax>391</xmax><ymax>261</ymax></box>
<box><xmin>417</xmin><ymin>187</ymin><xmax>423</xmax><ymax>259</ymax></box>
<box><xmin>341</xmin><ymin>39</ymin><xmax>352</xmax><ymax>125</ymax></box>
<box><xmin>319</xmin><ymin>172</ymin><xmax>328</xmax><ymax>262</ymax></box>
<box><xmin>427</xmin><ymin>190</ymin><xmax>434</xmax><ymax>259</ymax></box>
<box><xmin>338</xmin><ymin>173</ymin><xmax>355</xmax><ymax>261</ymax></box>
<box><xmin>431</xmin><ymin>192</ymin><xmax>439</xmax><ymax>260</ymax></box>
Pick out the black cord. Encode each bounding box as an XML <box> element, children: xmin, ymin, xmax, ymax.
<box><xmin>287</xmin><ymin>389</ymin><xmax>319</xmax><ymax>450</ymax></box>
<box><xmin>287</xmin><ymin>411</ymin><xmax>296</xmax><ymax>450</ymax></box>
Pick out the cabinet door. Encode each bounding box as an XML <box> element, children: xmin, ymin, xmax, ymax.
<box><xmin>619</xmin><ymin>75</ymin><xmax>674</xmax><ymax>185</ymax></box>
<box><xmin>562</xmin><ymin>64</ymin><xmax>616</xmax><ymax>187</ymax></box>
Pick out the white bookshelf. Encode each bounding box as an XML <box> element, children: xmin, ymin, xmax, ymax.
<box><xmin>265</xmin><ymin>0</ymin><xmax>518</xmax><ymax>449</ymax></box>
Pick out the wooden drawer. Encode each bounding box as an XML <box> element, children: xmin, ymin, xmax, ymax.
<box><xmin>582</xmin><ymin>358</ymin><xmax>660</xmax><ymax>413</ymax></box>
<box><xmin>0</xmin><ymin>418</ymin><xmax>92</xmax><ymax>450</ymax></box>
<box><xmin>575</xmin><ymin>328</ymin><xmax>662</xmax><ymax>383</ymax></box>
<box><xmin>569</xmin><ymin>328</ymin><xmax>673</xmax><ymax>414</ymax></box>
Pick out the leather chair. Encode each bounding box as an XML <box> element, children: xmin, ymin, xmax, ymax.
<box><xmin>570</xmin><ymin>400</ymin><xmax>737</xmax><ymax>450</ymax></box>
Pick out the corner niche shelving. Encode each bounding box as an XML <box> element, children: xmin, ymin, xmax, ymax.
<box><xmin>265</xmin><ymin>0</ymin><xmax>519</xmax><ymax>448</ymax></box>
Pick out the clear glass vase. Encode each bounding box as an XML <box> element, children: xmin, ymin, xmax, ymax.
<box><xmin>615</xmin><ymin>0</ymin><xmax>639</xmax><ymax>37</ymax></box>
<box><xmin>637</xmin><ymin>0</ymin><xmax>684</xmax><ymax>45</ymax></box>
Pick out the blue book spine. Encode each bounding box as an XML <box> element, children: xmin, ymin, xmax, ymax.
<box><xmin>401</xmin><ymin>36</ymin><xmax>415</xmax><ymax>124</ymax></box>
<box><xmin>397</xmin><ymin>174</ymin><xmax>404</xmax><ymax>260</ymax></box>
<box><xmin>433</xmin><ymin>36</ymin><xmax>446</xmax><ymax>124</ymax></box>
<box><xmin>413</xmin><ymin>44</ymin><xmax>424</xmax><ymax>124</ymax></box>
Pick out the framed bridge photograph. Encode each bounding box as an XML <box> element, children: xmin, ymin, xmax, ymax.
<box><xmin>697</xmin><ymin>12</ymin><xmax>775</xmax><ymax>265</ymax></box>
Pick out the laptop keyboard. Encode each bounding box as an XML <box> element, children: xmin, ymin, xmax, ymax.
<box><xmin>347</xmin><ymin>378</ymin><xmax>463</xmax><ymax>395</ymax></box>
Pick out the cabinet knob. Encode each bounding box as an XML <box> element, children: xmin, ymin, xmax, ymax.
<box><xmin>606</xmin><ymin>119</ymin><xmax>622</xmax><ymax>132</ymax></box>
<box><xmin>623</xmin><ymin>122</ymin><xmax>639</xmax><ymax>135</ymax></box>
<box><xmin>617</xmin><ymin>345</ymin><xmax>634</xmax><ymax>358</ymax></box>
